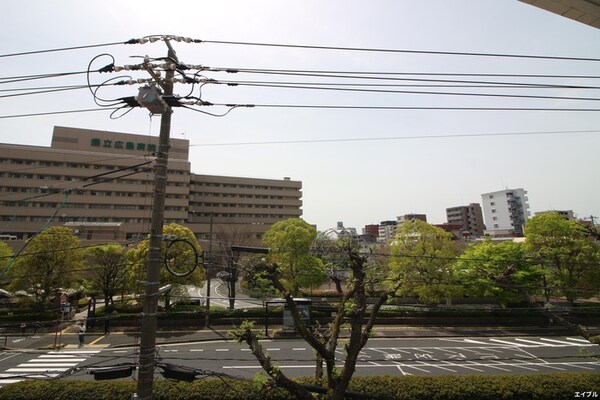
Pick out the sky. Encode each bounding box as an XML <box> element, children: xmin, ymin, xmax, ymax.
<box><xmin>1</xmin><ymin>1</ymin><xmax>600</xmax><ymax>232</ymax></box>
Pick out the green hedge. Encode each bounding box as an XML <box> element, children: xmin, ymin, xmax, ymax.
<box><xmin>0</xmin><ymin>310</ymin><xmax>55</xmax><ymax>323</ymax></box>
<box><xmin>0</xmin><ymin>379</ymin><xmax>291</xmax><ymax>400</ymax></box>
<box><xmin>1</xmin><ymin>373</ymin><xmax>599</xmax><ymax>400</ymax></box>
<box><xmin>344</xmin><ymin>374</ymin><xmax>600</xmax><ymax>400</ymax></box>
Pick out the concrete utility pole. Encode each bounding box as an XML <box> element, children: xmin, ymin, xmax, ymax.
<box><xmin>205</xmin><ymin>212</ymin><xmax>213</xmax><ymax>327</ymax></box>
<box><xmin>136</xmin><ymin>39</ymin><xmax>177</xmax><ymax>400</ymax></box>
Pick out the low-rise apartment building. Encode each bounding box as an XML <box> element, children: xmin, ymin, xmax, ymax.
<box><xmin>446</xmin><ymin>203</ymin><xmax>486</xmax><ymax>238</ymax></box>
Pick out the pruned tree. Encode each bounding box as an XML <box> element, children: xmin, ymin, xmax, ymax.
<box><xmin>261</xmin><ymin>218</ymin><xmax>326</xmax><ymax>296</ymax></box>
<box><xmin>454</xmin><ymin>238</ymin><xmax>543</xmax><ymax>306</ymax></box>
<box><xmin>231</xmin><ymin>225</ymin><xmax>402</xmax><ymax>400</ymax></box>
<box><xmin>389</xmin><ymin>220</ymin><xmax>462</xmax><ymax>306</ymax></box>
<box><xmin>525</xmin><ymin>212</ymin><xmax>600</xmax><ymax>304</ymax></box>
<box><xmin>127</xmin><ymin>223</ymin><xmax>205</xmax><ymax>300</ymax></box>
<box><xmin>8</xmin><ymin>226</ymin><xmax>83</xmax><ymax>310</ymax></box>
<box><xmin>0</xmin><ymin>241</ymin><xmax>13</xmax><ymax>277</ymax></box>
<box><xmin>85</xmin><ymin>243</ymin><xmax>129</xmax><ymax>306</ymax></box>
<box><xmin>245</xmin><ymin>258</ymin><xmax>278</xmax><ymax>306</ymax></box>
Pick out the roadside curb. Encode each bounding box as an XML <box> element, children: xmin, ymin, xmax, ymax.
<box><xmin>0</xmin><ymin>325</ymin><xmax>580</xmax><ymax>351</ymax></box>
<box><xmin>109</xmin><ymin>325</ymin><xmax>578</xmax><ymax>348</ymax></box>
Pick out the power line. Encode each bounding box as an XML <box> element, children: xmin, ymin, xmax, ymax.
<box><xmin>0</xmin><ymin>107</ymin><xmax>123</xmax><ymax>119</ymax></box>
<box><xmin>210</xmin><ymin>78</ymin><xmax>600</xmax><ymax>90</ymax></box>
<box><xmin>209</xmin><ymin>80</ymin><xmax>600</xmax><ymax>102</ymax></box>
<box><xmin>198</xmin><ymin>39</ymin><xmax>600</xmax><ymax>62</ymax></box>
<box><xmin>208</xmin><ymin>102</ymin><xmax>600</xmax><ymax>112</ymax></box>
<box><xmin>207</xmin><ymin>67</ymin><xmax>600</xmax><ymax>88</ymax></box>
<box><xmin>0</xmin><ymin>84</ymin><xmax>115</xmax><ymax>99</ymax></box>
<box><xmin>0</xmin><ymin>70</ymin><xmax>91</xmax><ymax>85</ymax></box>
<box><xmin>0</xmin><ymin>40</ymin><xmax>137</xmax><ymax>59</ymax></box>
<box><xmin>5</xmin><ymin>36</ymin><xmax>596</xmax><ymax>63</ymax></box>
<box><xmin>213</xmin><ymin>68</ymin><xmax>600</xmax><ymax>80</ymax></box>
<box><xmin>187</xmin><ymin>129</ymin><xmax>600</xmax><ymax>148</ymax></box>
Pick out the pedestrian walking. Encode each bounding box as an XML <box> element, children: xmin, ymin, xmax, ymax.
<box><xmin>78</xmin><ymin>322</ymin><xmax>86</xmax><ymax>348</ymax></box>
<box><xmin>104</xmin><ymin>316</ymin><xmax>110</xmax><ymax>335</ymax></box>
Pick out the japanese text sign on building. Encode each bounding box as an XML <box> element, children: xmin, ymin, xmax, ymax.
<box><xmin>90</xmin><ymin>138</ymin><xmax>157</xmax><ymax>153</ymax></box>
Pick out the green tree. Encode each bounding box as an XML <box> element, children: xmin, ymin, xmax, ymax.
<box><xmin>246</xmin><ymin>270</ymin><xmax>278</xmax><ymax>306</ymax></box>
<box><xmin>455</xmin><ymin>239</ymin><xmax>543</xmax><ymax>306</ymax></box>
<box><xmin>389</xmin><ymin>220</ymin><xmax>462</xmax><ymax>306</ymax></box>
<box><xmin>127</xmin><ymin>223</ymin><xmax>205</xmax><ymax>299</ymax></box>
<box><xmin>525</xmin><ymin>213</ymin><xmax>600</xmax><ymax>304</ymax></box>
<box><xmin>8</xmin><ymin>226</ymin><xmax>83</xmax><ymax>310</ymax></box>
<box><xmin>85</xmin><ymin>243</ymin><xmax>129</xmax><ymax>306</ymax></box>
<box><xmin>0</xmin><ymin>241</ymin><xmax>14</xmax><ymax>278</ymax></box>
<box><xmin>233</xmin><ymin>235</ymin><xmax>404</xmax><ymax>400</ymax></box>
<box><xmin>261</xmin><ymin>218</ymin><xmax>325</xmax><ymax>295</ymax></box>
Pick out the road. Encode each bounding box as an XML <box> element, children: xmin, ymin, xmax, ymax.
<box><xmin>184</xmin><ymin>282</ymin><xmax>262</xmax><ymax>310</ymax></box>
<box><xmin>1</xmin><ymin>335</ymin><xmax>598</xmax><ymax>386</ymax></box>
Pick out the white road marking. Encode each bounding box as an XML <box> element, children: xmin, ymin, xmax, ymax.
<box><xmin>0</xmin><ymin>349</ymin><xmax>101</xmax><ymax>388</ymax></box>
<box><xmin>0</xmin><ymin>353</ymin><xmax>20</xmax><ymax>363</ymax></box>
<box><xmin>565</xmin><ymin>363</ymin><xmax>596</xmax><ymax>370</ymax></box>
<box><xmin>417</xmin><ymin>360</ymin><xmax>456</xmax><ymax>373</ymax></box>
<box><xmin>514</xmin><ymin>338</ymin><xmax>554</xmax><ymax>347</ymax></box>
<box><xmin>31</xmin><ymin>355</ymin><xmax>88</xmax><ymax>360</ymax></box>
<box><xmin>221</xmin><ymin>361</ymin><xmax>600</xmax><ymax>372</ymax></box>
<box><xmin>18</xmin><ymin>363</ymin><xmax>78</xmax><ymax>368</ymax></box>
<box><xmin>47</xmin><ymin>350</ymin><xmax>100</xmax><ymax>355</ymax></box>
<box><xmin>477</xmin><ymin>360</ymin><xmax>511</xmax><ymax>372</ymax></box>
<box><xmin>539</xmin><ymin>338</ymin><xmax>593</xmax><ymax>346</ymax></box>
<box><xmin>3</xmin><ymin>373</ymin><xmax>60</xmax><ymax>379</ymax></box>
<box><xmin>489</xmin><ymin>339</ymin><xmax>522</xmax><ymax>347</ymax></box>
<box><xmin>402</xmin><ymin>364</ymin><xmax>431</xmax><ymax>373</ymax></box>
<box><xmin>445</xmin><ymin>361</ymin><xmax>484</xmax><ymax>372</ymax></box>
<box><xmin>395</xmin><ymin>365</ymin><xmax>412</xmax><ymax>376</ymax></box>
<box><xmin>462</xmin><ymin>339</ymin><xmax>491</xmax><ymax>345</ymax></box>
<box><xmin>34</xmin><ymin>358</ymin><xmax>87</xmax><ymax>362</ymax></box>
<box><xmin>566</xmin><ymin>337</ymin><xmax>591</xmax><ymax>343</ymax></box>
<box><xmin>6</xmin><ymin>367</ymin><xmax>70</xmax><ymax>372</ymax></box>
<box><xmin>0</xmin><ymin>379</ymin><xmax>22</xmax><ymax>385</ymax></box>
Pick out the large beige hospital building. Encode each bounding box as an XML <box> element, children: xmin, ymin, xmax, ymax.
<box><xmin>0</xmin><ymin>126</ymin><xmax>302</xmax><ymax>247</ymax></box>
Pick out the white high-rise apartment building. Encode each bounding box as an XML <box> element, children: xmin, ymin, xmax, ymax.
<box><xmin>481</xmin><ymin>188</ymin><xmax>530</xmax><ymax>237</ymax></box>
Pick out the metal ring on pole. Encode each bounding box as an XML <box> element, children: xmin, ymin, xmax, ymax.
<box><xmin>163</xmin><ymin>238</ymin><xmax>200</xmax><ymax>277</ymax></box>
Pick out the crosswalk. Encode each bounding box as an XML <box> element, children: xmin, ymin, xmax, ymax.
<box><xmin>0</xmin><ymin>347</ymin><xmax>102</xmax><ymax>388</ymax></box>
<box><xmin>479</xmin><ymin>336</ymin><xmax>595</xmax><ymax>348</ymax></box>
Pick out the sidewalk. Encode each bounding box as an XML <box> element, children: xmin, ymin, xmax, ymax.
<box><xmin>1</xmin><ymin>322</ymin><xmax>576</xmax><ymax>351</ymax></box>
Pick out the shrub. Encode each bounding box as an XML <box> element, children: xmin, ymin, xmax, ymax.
<box><xmin>2</xmin><ymin>373</ymin><xmax>599</xmax><ymax>400</ymax></box>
